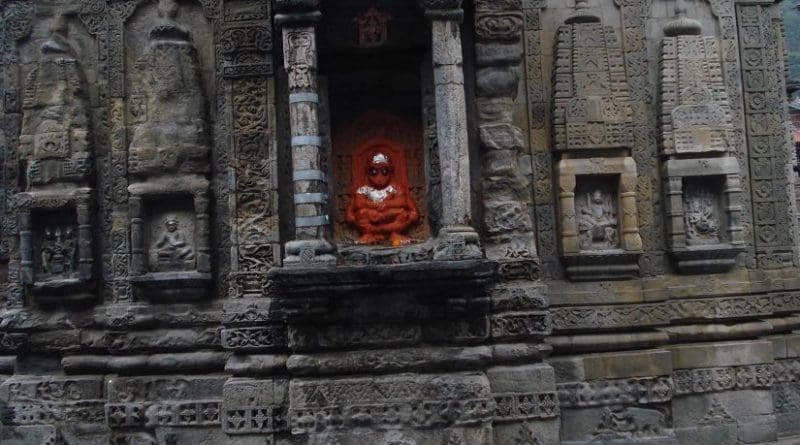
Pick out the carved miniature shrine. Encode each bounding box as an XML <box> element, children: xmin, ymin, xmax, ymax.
<box><xmin>1</xmin><ymin>0</ymin><xmax>799</xmax><ymax>444</ymax></box>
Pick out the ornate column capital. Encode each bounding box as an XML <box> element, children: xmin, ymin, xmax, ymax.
<box><xmin>419</xmin><ymin>0</ymin><xmax>464</xmax><ymax>22</ymax></box>
<box><xmin>274</xmin><ymin>0</ymin><xmax>321</xmax><ymax>26</ymax></box>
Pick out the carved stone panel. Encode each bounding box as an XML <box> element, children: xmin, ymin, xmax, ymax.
<box><xmin>146</xmin><ymin>201</ymin><xmax>197</xmax><ymax>273</ymax></box>
<box><xmin>683</xmin><ymin>178</ymin><xmax>723</xmax><ymax>247</ymax></box>
<box><xmin>33</xmin><ymin>210</ymin><xmax>78</xmax><ymax>282</ymax></box>
<box><xmin>556</xmin><ymin>157</ymin><xmax>642</xmax><ymax>281</ymax></box>
<box><xmin>553</xmin><ymin>22</ymin><xmax>633</xmax><ymax>152</ymax></box>
<box><xmin>128</xmin><ymin>178</ymin><xmax>212</xmax><ymax>303</ymax></box>
<box><xmin>662</xmin><ymin>158</ymin><xmax>744</xmax><ymax>274</ymax></box>
<box><xmin>660</xmin><ymin>35</ymin><xmax>735</xmax><ymax>156</ymax></box>
<box><xmin>127</xmin><ymin>0</ymin><xmax>212</xmax><ymax>179</ymax></box>
<box><xmin>19</xmin><ymin>15</ymin><xmax>93</xmax><ymax>188</ymax></box>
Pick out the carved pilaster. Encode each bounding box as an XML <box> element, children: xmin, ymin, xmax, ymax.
<box><xmin>420</xmin><ymin>0</ymin><xmax>482</xmax><ymax>261</ymax></box>
<box><xmin>474</xmin><ymin>0</ymin><xmax>537</xmax><ymax>280</ymax></box>
<box><xmin>277</xmin><ymin>8</ymin><xmax>336</xmax><ymax>266</ymax></box>
<box><xmin>736</xmin><ymin>3</ymin><xmax>798</xmax><ymax>270</ymax></box>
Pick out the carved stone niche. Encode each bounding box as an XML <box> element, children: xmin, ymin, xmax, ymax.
<box><xmin>15</xmin><ymin>14</ymin><xmax>97</xmax><ymax>307</ymax></box>
<box><xmin>663</xmin><ymin>158</ymin><xmax>744</xmax><ymax>273</ymax></box>
<box><xmin>556</xmin><ymin>157</ymin><xmax>642</xmax><ymax>281</ymax></box>
<box><xmin>17</xmin><ymin>191</ymin><xmax>95</xmax><ymax>307</ymax></box>
<box><xmin>128</xmin><ymin>177</ymin><xmax>212</xmax><ymax>302</ymax></box>
<box><xmin>125</xmin><ymin>0</ymin><xmax>213</xmax><ymax>301</ymax></box>
<box><xmin>334</xmin><ymin>112</ymin><xmax>429</xmax><ymax>261</ymax></box>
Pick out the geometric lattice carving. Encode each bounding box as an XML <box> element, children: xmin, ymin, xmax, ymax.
<box><xmin>554</xmin><ymin>22</ymin><xmax>633</xmax><ymax>152</ymax></box>
<box><xmin>660</xmin><ymin>35</ymin><xmax>735</xmax><ymax>155</ymax></box>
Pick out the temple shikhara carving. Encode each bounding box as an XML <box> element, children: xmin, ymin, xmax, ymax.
<box><xmin>3</xmin><ymin>0</ymin><xmax>800</xmax><ymax>444</ymax></box>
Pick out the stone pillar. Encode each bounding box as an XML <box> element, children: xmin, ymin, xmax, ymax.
<box><xmin>129</xmin><ymin>196</ymin><xmax>145</xmax><ymax>276</ymax></box>
<box><xmin>420</xmin><ymin>0</ymin><xmax>481</xmax><ymax>261</ymax></box>
<box><xmin>75</xmin><ymin>198</ymin><xmax>93</xmax><ymax>281</ymax></box>
<box><xmin>194</xmin><ymin>192</ymin><xmax>212</xmax><ymax>274</ymax></box>
<box><xmin>276</xmin><ymin>1</ymin><xmax>335</xmax><ymax>266</ymax></box>
<box><xmin>17</xmin><ymin>212</ymin><xmax>32</xmax><ymax>285</ymax></box>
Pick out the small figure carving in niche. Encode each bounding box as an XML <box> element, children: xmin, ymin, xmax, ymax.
<box><xmin>578</xmin><ymin>188</ymin><xmax>618</xmax><ymax>250</ymax></box>
<box><xmin>40</xmin><ymin>225</ymin><xmax>76</xmax><ymax>278</ymax></box>
<box><xmin>355</xmin><ymin>6</ymin><xmax>392</xmax><ymax>48</ymax></box>
<box><xmin>684</xmin><ymin>188</ymin><xmax>720</xmax><ymax>245</ymax></box>
<box><xmin>346</xmin><ymin>140</ymin><xmax>420</xmax><ymax>246</ymax></box>
<box><xmin>154</xmin><ymin>216</ymin><xmax>195</xmax><ymax>270</ymax></box>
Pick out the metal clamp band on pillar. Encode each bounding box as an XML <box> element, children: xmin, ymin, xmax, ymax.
<box><xmin>294</xmin><ymin>193</ymin><xmax>328</xmax><ymax>204</ymax></box>
<box><xmin>291</xmin><ymin>136</ymin><xmax>323</xmax><ymax>147</ymax></box>
<box><xmin>295</xmin><ymin>215</ymin><xmax>329</xmax><ymax>228</ymax></box>
<box><xmin>289</xmin><ymin>92</ymin><xmax>319</xmax><ymax>104</ymax></box>
<box><xmin>293</xmin><ymin>169</ymin><xmax>328</xmax><ymax>182</ymax></box>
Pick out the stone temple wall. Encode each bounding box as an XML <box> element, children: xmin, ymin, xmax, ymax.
<box><xmin>0</xmin><ymin>0</ymin><xmax>798</xmax><ymax>444</ymax></box>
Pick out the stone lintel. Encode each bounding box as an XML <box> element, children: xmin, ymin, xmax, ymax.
<box><xmin>581</xmin><ymin>349</ymin><xmax>673</xmax><ymax>380</ymax></box>
<box><xmin>62</xmin><ymin>352</ymin><xmax>227</xmax><ymax>374</ymax></box>
<box><xmin>287</xmin><ymin>346</ymin><xmax>493</xmax><ymax>376</ymax></box>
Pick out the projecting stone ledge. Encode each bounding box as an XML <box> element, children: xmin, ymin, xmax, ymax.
<box><xmin>267</xmin><ymin>259</ymin><xmax>496</xmax><ymax>322</ymax></box>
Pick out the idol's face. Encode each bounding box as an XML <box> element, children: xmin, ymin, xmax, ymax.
<box><xmin>368</xmin><ymin>163</ymin><xmax>392</xmax><ymax>189</ymax></box>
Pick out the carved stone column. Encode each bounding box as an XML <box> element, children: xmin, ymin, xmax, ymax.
<box><xmin>420</xmin><ymin>0</ymin><xmax>481</xmax><ymax>260</ymax></box>
<box><xmin>276</xmin><ymin>1</ymin><xmax>335</xmax><ymax>266</ymax></box>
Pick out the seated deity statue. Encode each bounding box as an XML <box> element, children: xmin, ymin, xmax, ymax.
<box><xmin>346</xmin><ymin>144</ymin><xmax>420</xmax><ymax>246</ymax></box>
<box><xmin>578</xmin><ymin>189</ymin><xmax>618</xmax><ymax>250</ymax></box>
<box><xmin>155</xmin><ymin>217</ymin><xmax>195</xmax><ymax>268</ymax></box>
<box><xmin>684</xmin><ymin>192</ymin><xmax>720</xmax><ymax>245</ymax></box>
<box><xmin>41</xmin><ymin>225</ymin><xmax>76</xmax><ymax>276</ymax></box>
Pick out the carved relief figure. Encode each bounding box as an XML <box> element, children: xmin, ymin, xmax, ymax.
<box><xmin>578</xmin><ymin>188</ymin><xmax>618</xmax><ymax>250</ymax></box>
<box><xmin>40</xmin><ymin>225</ymin><xmax>76</xmax><ymax>278</ymax></box>
<box><xmin>128</xmin><ymin>0</ymin><xmax>210</xmax><ymax>177</ymax></box>
<box><xmin>346</xmin><ymin>140</ymin><xmax>420</xmax><ymax>246</ymax></box>
<box><xmin>355</xmin><ymin>6</ymin><xmax>391</xmax><ymax>47</ymax></box>
<box><xmin>152</xmin><ymin>216</ymin><xmax>195</xmax><ymax>271</ymax></box>
<box><xmin>684</xmin><ymin>188</ymin><xmax>720</xmax><ymax>245</ymax></box>
<box><xmin>595</xmin><ymin>407</ymin><xmax>666</xmax><ymax>439</ymax></box>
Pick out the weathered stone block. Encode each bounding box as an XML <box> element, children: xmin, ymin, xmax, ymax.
<box><xmin>669</xmin><ymin>341</ymin><xmax>773</xmax><ymax>369</ymax></box>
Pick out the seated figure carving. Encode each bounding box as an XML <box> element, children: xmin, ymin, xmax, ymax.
<box><xmin>154</xmin><ymin>217</ymin><xmax>195</xmax><ymax>270</ymax></box>
<box><xmin>684</xmin><ymin>190</ymin><xmax>720</xmax><ymax>245</ymax></box>
<box><xmin>346</xmin><ymin>141</ymin><xmax>420</xmax><ymax>246</ymax></box>
<box><xmin>578</xmin><ymin>189</ymin><xmax>618</xmax><ymax>250</ymax></box>
<box><xmin>40</xmin><ymin>225</ymin><xmax>76</xmax><ymax>277</ymax></box>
